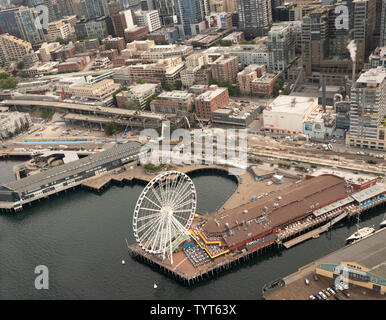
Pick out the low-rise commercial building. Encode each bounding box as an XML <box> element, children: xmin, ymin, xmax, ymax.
<box><xmin>212</xmin><ymin>101</ymin><xmax>261</xmax><ymax>128</ymax></box>
<box><xmin>68</xmin><ymin>79</ymin><xmax>120</xmax><ymax>105</ymax></box>
<box><xmin>115</xmin><ymin>83</ymin><xmax>160</xmax><ymax>109</ymax></box>
<box><xmin>263</xmin><ymin>95</ymin><xmax>318</xmax><ymax>135</ymax></box>
<box><xmin>58</xmin><ymin>56</ymin><xmax>89</xmax><ymax>73</ymax></box>
<box><xmin>251</xmin><ymin>72</ymin><xmax>281</xmax><ymax>97</ymax></box>
<box><xmin>195</xmin><ymin>85</ymin><xmax>230</xmax><ymax>120</ymax></box>
<box><xmin>147</xmin><ymin>27</ymin><xmax>179</xmax><ymax>44</ymax></box>
<box><xmin>150</xmin><ymin>90</ymin><xmax>194</xmax><ymax>114</ymax></box>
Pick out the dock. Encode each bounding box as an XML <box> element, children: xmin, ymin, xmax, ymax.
<box><xmin>282</xmin><ymin>212</ymin><xmax>348</xmax><ymax>249</ymax></box>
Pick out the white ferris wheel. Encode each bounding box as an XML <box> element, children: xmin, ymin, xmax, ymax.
<box><xmin>133</xmin><ymin>171</ymin><xmax>196</xmax><ymax>264</ymax></box>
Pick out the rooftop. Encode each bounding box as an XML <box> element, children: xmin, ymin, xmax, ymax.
<box><xmin>201</xmin><ymin>175</ymin><xmax>350</xmax><ymax>247</ymax></box>
<box><xmin>195</xmin><ymin>86</ymin><xmax>228</xmax><ymax>102</ymax></box>
<box><xmin>356</xmin><ymin>67</ymin><xmax>386</xmax><ymax>85</ymax></box>
<box><xmin>267</xmin><ymin>95</ymin><xmax>317</xmax><ymax>114</ymax></box>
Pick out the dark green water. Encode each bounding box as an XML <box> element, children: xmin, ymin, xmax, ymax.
<box><xmin>0</xmin><ymin>160</ymin><xmax>385</xmax><ymax>299</ymax></box>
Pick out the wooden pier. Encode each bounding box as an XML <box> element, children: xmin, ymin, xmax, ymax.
<box><xmin>282</xmin><ymin>212</ymin><xmax>348</xmax><ymax>249</ymax></box>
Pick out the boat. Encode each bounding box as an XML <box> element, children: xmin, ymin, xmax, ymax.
<box><xmin>153</xmin><ymin>283</ymin><xmax>158</xmax><ymax>289</ymax></box>
<box><xmin>122</xmin><ymin>260</ymin><xmax>126</xmax><ymax>265</ymax></box>
<box><xmin>380</xmin><ymin>213</ymin><xmax>386</xmax><ymax>229</ymax></box>
<box><xmin>346</xmin><ymin>212</ymin><xmax>375</xmax><ymax>243</ymax></box>
<box><xmin>345</xmin><ymin>227</ymin><xmax>375</xmax><ymax>243</ymax></box>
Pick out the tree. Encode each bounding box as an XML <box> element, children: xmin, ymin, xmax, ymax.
<box><xmin>0</xmin><ymin>72</ymin><xmax>9</xmax><ymax>79</ymax></box>
<box><xmin>56</xmin><ymin>37</ymin><xmax>68</xmax><ymax>45</ymax></box>
<box><xmin>156</xmin><ymin>40</ymin><xmax>169</xmax><ymax>45</ymax></box>
<box><xmin>105</xmin><ymin>122</ymin><xmax>117</xmax><ymax>135</ymax></box>
<box><xmin>17</xmin><ymin>61</ymin><xmax>24</xmax><ymax>70</ymax></box>
<box><xmin>241</xmin><ymin>40</ymin><xmax>256</xmax><ymax>45</ymax></box>
<box><xmin>219</xmin><ymin>40</ymin><xmax>232</xmax><ymax>47</ymax></box>
<box><xmin>137</xmin><ymin>77</ymin><xmax>146</xmax><ymax>84</ymax></box>
<box><xmin>0</xmin><ymin>76</ymin><xmax>18</xmax><ymax>89</ymax></box>
<box><xmin>145</xmin><ymin>93</ymin><xmax>159</xmax><ymax>111</ymax></box>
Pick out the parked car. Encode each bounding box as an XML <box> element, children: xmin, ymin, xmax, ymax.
<box><xmin>314</xmin><ymin>294</ymin><xmax>322</xmax><ymax>300</ymax></box>
<box><xmin>327</xmin><ymin>287</ymin><xmax>336</xmax><ymax>295</ymax></box>
<box><xmin>309</xmin><ymin>295</ymin><xmax>316</xmax><ymax>300</ymax></box>
<box><xmin>319</xmin><ymin>291</ymin><xmax>328</xmax><ymax>300</ymax></box>
<box><xmin>305</xmin><ymin>279</ymin><xmax>310</xmax><ymax>286</ymax></box>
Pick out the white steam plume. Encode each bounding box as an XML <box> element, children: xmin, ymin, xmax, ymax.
<box><xmin>347</xmin><ymin>40</ymin><xmax>357</xmax><ymax>62</ymax></box>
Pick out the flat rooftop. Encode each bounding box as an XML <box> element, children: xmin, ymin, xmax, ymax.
<box><xmin>357</xmin><ymin>67</ymin><xmax>386</xmax><ymax>84</ymax></box>
<box><xmin>195</xmin><ymin>87</ymin><xmax>228</xmax><ymax>102</ymax></box>
<box><xmin>267</xmin><ymin>96</ymin><xmax>317</xmax><ymax>115</ymax></box>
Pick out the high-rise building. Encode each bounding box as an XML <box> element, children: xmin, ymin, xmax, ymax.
<box><xmin>353</xmin><ymin>0</ymin><xmax>377</xmax><ymax>71</ymax></box>
<box><xmin>57</xmin><ymin>0</ymin><xmax>75</xmax><ymax>17</ymax></box>
<box><xmin>111</xmin><ymin>9</ymin><xmax>135</xmax><ymax>37</ymax></box>
<box><xmin>154</xmin><ymin>0</ymin><xmax>174</xmax><ymax>26</ymax></box>
<box><xmin>80</xmin><ymin>0</ymin><xmax>106</xmax><ymax>19</ymax></box>
<box><xmin>0</xmin><ymin>7</ymin><xmax>22</xmax><ymax>39</ymax></box>
<box><xmin>134</xmin><ymin>9</ymin><xmax>161</xmax><ymax>32</ymax></box>
<box><xmin>346</xmin><ymin>67</ymin><xmax>386</xmax><ymax>150</ymax></box>
<box><xmin>75</xmin><ymin>16</ymin><xmax>110</xmax><ymax>39</ymax></box>
<box><xmin>237</xmin><ymin>0</ymin><xmax>272</xmax><ymax>38</ymax></box>
<box><xmin>15</xmin><ymin>6</ymin><xmax>45</xmax><ymax>44</ymax></box>
<box><xmin>0</xmin><ymin>33</ymin><xmax>32</xmax><ymax>63</ymax></box>
<box><xmin>119</xmin><ymin>0</ymin><xmax>141</xmax><ymax>10</ymax></box>
<box><xmin>267</xmin><ymin>22</ymin><xmax>296</xmax><ymax>73</ymax></box>
<box><xmin>174</xmin><ymin>0</ymin><xmax>207</xmax><ymax>37</ymax></box>
<box><xmin>379</xmin><ymin>0</ymin><xmax>386</xmax><ymax>46</ymax></box>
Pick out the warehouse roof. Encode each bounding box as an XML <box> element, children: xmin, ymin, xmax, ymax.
<box><xmin>3</xmin><ymin>142</ymin><xmax>144</xmax><ymax>195</ymax></box>
<box><xmin>201</xmin><ymin>175</ymin><xmax>349</xmax><ymax>247</ymax></box>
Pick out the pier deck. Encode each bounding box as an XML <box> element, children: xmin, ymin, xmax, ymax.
<box><xmin>282</xmin><ymin>212</ymin><xmax>348</xmax><ymax>249</ymax></box>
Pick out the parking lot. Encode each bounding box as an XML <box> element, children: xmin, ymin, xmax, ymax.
<box><xmin>265</xmin><ymin>271</ymin><xmax>385</xmax><ymax>300</ymax></box>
